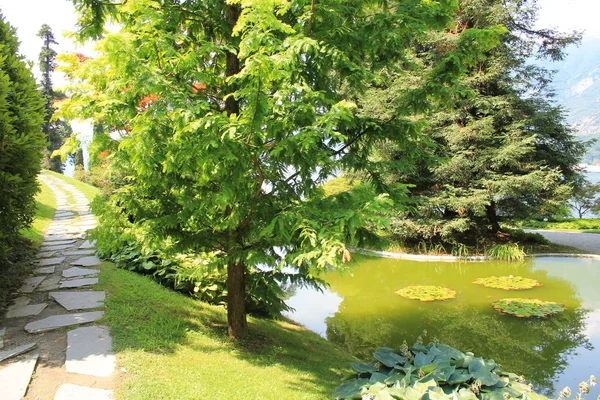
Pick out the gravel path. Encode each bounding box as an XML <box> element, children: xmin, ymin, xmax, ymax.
<box><xmin>526</xmin><ymin>229</ymin><xmax>600</xmax><ymax>254</ymax></box>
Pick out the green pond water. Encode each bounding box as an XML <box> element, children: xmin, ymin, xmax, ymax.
<box><xmin>285</xmin><ymin>256</ymin><xmax>600</xmax><ymax>397</ymax></box>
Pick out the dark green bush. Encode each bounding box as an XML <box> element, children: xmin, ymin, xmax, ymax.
<box><xmin>0</xmin><ymin>14</ymin><xmax>45</xmax><ymax>261</ymax></box>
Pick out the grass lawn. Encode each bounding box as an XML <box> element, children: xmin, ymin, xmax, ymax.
<box><xmin>20</xmin><ymin>177</ymin><xmax>57</xmax><ymax>246</ymax></box>
<box><xmin>518</xmin><ymin>218</ymin><xmax>600</xmax><ymax>234</ymax></box>
<box><xmin>43</xmin><ymin>169</ymin><xmax>101</xmax><ymax>202</ymax></box>
<box><xmin>97</xmin><ymin>262</ymin><xmax>355</xmax><ymax>400</ymax></box>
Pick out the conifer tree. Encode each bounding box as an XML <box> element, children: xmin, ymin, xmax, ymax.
<box><xmin>37</xmin><ymin>24</ymin><xmax>70</xmax><ymax>172</ymax></box>
<box><xmin>377</xmin><ymin>0</ymin><xmax>586</xmax><ymax>245</ymax></box>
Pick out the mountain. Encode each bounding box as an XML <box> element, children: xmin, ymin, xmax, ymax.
<box><xmin>540</xmin><ymin>38</ymin><xmax>600</xmax><ymax>164</ymax></box>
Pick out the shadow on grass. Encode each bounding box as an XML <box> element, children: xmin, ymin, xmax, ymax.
<box><xmin>97</xmin><ymin>262</ymin><xmax>354</xmax><ymax>398</ymax></box>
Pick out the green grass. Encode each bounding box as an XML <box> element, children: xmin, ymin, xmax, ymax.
<box><xmin>518</xmin><ymin>218</ymin><xmax>600</xmax><ymax>234</ymax></box>
<box><xmin>43</xmin><ymin>169</ymin><xmax>102</xmax><ymax>202</ymax></box>
<box><xmin>96</xmin><ymin>262</ymin><xmax>356</xmax><ymax>399</ymax></box>
<box><xmin>20</xmin><ymin>178</ymin><xmax>57</xmax><ymax>246</ymax></box>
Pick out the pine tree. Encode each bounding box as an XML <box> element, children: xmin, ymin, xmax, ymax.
<box><xmin>37</xmin><ymin>24</ymin><xmax>70</xmax><ymax>172</ymax></box>
<box><xmin>377</xmin><ymin>0</ymin><xmax>586</xmax><ymax>246</ymax></box>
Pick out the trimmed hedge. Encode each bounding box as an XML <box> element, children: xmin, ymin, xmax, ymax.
<box><xmin>0</xmin><ymin>13</ymin><xmax>46</xmax><ymax>261</ymax></box>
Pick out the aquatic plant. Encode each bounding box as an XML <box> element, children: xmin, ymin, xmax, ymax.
<box><xmin>486</xmin><ymin>244</ymin><xmax>526</xmax><ymax>261</ymax></box>
<box><xmin>474</xmin><ymin>276</ymin><xmax>542</xmax><ymax>290</ymax></box>
<box><xmin>491</xmin><ymin>298</ymin><xmax>565</xmax><ymax>318</ymax></box>
<box><xmin>395</xmin><ymin>285</ymin><xmax>457</xmax><ymax>302</ymax></box>
<box><xmin>334</xmin><ymin>341</ymin><xmax>551</xmax><ymax>400</ymax></box>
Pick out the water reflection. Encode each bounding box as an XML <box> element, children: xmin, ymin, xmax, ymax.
<box><xmin>286</xmin><ymin>256</ymin><xmax>598</xmax><ymax>398</ymax></box>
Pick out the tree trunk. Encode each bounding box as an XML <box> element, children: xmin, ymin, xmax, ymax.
<box><xmin>223</xmin><ymin>2</ymin><xmax>246</xmax><ymax>340</ymax></box>
<box><xmin>227</xmin><ymin>260</ymin><xmax>248</xmax><ymax>339</ymax></box>
<box><xmin>486</xmin><ymin>201</ymin><xmax>501</xmax><ymax>234</ymax></box>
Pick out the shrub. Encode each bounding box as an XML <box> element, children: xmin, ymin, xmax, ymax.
<box><xmin>0</xmin><ymin>13</ymin><xmax>45</xmax><ymax>261</ymax></box>
<box><xmin>486</xmin><ymin>244</ymin><xmax>526</xmax><ymax>261</ymax></box>
<box><xmin>334</xmin><ymin>341</ymin><xmax>551</xmax><ymax>400</ymax></box>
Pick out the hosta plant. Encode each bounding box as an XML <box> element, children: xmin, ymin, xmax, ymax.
<box><xmin>395</xmin><ymin>285</ymin><xmax>457</xmax><ymax>302</ymax></box>
<box><xmin>473</xmin><ymin>276</ymin><xmax>542</xmax><ymax>291</ymax></box>
<box><xmin>334</xmin><ymin>342</ymin><xmax>550</xmax><ymax>400</ymax></box>
<box><xmin>491</xmin><ymin>298</ymin><xmax>565</xmax><ymax>318</ymax></box>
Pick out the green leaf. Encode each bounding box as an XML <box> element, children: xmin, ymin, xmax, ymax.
<box><xmin>333</xmin><ymin>378</ymin><xmax>369</xmax><ymax>399</ymax></box>
<box><xmin>373</xmin><ymin>349</ymin><xmax>406</xmax><ymax>368</ymax></box>
<box><xmin>351</xmin><ymin>363</ymin><xmax>377</xmax><ymax>374</ymax></box>
<box><xmin>415</xmin><ymin>352</ymin><xmax>436</xmax><ymax>368</ymax></box>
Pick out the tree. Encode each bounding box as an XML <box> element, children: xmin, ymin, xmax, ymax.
<box><xmin>61</xmin><ymin>0</ymin><xmax>502</xmax><ymax>339</ymax></box>
<box><xmin>37</xmin><ymin>24</ymin><xmax>70</xmax><ymax>172</ymax></box>
<box><xmin>0</xmin><ymin>13</ymin><xmax>46</xmax><ymax>260</ymax></box>
<box><xmin>374</xmin><ymin>0</ymin><xmax>586</xmax><ymax>245</ymax></box>
<box><xmin>569</xmin><ymin>183</ymin><xmax>600</xmax><ymax>219</ymax></box>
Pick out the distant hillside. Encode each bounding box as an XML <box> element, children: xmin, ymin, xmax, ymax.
<box><xmin>541</xmin><ymin>39</ymin><xmax>600</xmax><ymax>164</ymax></box>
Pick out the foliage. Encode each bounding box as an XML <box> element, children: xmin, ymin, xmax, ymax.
<box><xmin>0</xmin><ymin>13</ymin><xmax>46</xmax><ymax>269</ymax></box>
<box><xmin>486</xmin><ymin>244</ymin><xmax>525</xmax><ymax>261</ymax></box>
<box><xmin>334</xmin><ymin>341</ymin><xmax>551</xmax><ymax>400</ymax></box>
<box><xmin>568</xmin><ymin>183</ymin><xmax>600</xmax><ymax>219</ymax></box>
<box><xmin>473</xmin><ymin>276</ymin><xmax>541</xmax><ymax>291</ymax></box>
<box><xmin>375</xmin><ymin>0</ymin><xmax>585</xmax><ymax>247</ymax></box>
<box><xmin>491</xmin><ymin>298</ymin><xmax>565</xmax><ymax>318</ymax></box>
<box><xmin>37</xmin><ymin>24</ymin><xmax>70</xmax><ymax>172</ymax></box>
<box><xmin>395</xmin><ymin>285</ymin><xmax>457</xmax><ymax>302</ymax></box>
<box><xmin>61</xmin><ymin>0</ymin><xmax>503</xmax><ymax>338</ymax></box>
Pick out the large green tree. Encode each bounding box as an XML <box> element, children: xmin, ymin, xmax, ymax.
<box><xmin>374</xmin><ymin>0</ymin><xmax>586</xmax><ymax>245</ymax></box>
<box><xmin>61</xmin><ymin>0</ymin><xmax>502</xmax><ymax>338</ymax></box>
<box><xmin>0</xmin><ymin>13</ymin><xmax>46</xmax><ymax>261</ymax></box>
<box><xmin>37</xmin><ymin>24</ymin><xmax>70</xmax><ymax>172</ymax></box>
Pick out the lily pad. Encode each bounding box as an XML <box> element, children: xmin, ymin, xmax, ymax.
<box><xmin>491</xmin><ymin>298</ymin><xmax>565</xmax><ymax>318</ymax></box>
<box><xmin>474</xmin><ymin>276</ymin><xmax>541</xmax><ymax>290</ymax></box>
<box><xmin>395</xmin><ymin>285</ymin><xmax>457</xmax><ymax>302</ymax></box>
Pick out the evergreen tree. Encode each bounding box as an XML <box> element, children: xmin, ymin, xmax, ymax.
<box><xmin>0</xmin><ymin>13</ymin><xmax>46</xmax><ymax>260</ymax></box>
<box><xmin>61</xmin><ymin>0</ymin><xmax>502</xmax><ymax>339</ymax></box>
<box><xmin>377</xmin><ymin>0</ymin><xmax>586</xmax><ymax>246</ymax></box>
<box><xmin>37</xmin><ymin>24</ymin><xmax>70</xmax><ymax>172</ymax></box>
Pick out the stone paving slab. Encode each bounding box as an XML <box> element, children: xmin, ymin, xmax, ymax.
<box><xmin>66</xmin><ymin>326</ymin><xmax>115</xmax><ymax>377</ymax></box>
<box><xmin>50</xmin><ymin>292</ymin><xmax>105</xmax><ymax>311</ymax></box>
<box><xmin>0</xmin><ymin>328</ymin><xmax>5</xmax><ymax>349</ymax></box>
<box><xmin>19</xmin><ymin>276</ymin><xmax>46</xmax><ymax>293</ymax></box>
<box><xmin>54</xmin><ymin>383</ymin><xmax>114</xmax><ymax>400</ymax></box>
<box><xmin>72</xmin><ymin>256</ymin><xmax>101</xmax><ymax>267</ymax></box>
<box><xmin>79</xmin><ymin>240</ymin><xmax>97</xmax><ymax>249</ymax></box>
<box><xmin>0</xmin><ymin>343</ymin><xmax>36</xmax><ymax>362</ymax></box>
<box><xmin>40</xmin><ymin>243</ymin><xmax>76</xmax><ymax>252</ymax></box>
<box><xmin>11</xmin><ymin>297</ymin><xmax>31</xmax><ymax>308</ymax></box>
<box><xmin>0</xmin><ymin>352</ymin><xmax>39</xmax><ymax>400</ymax></box>
<box><xmin>36</xmin><ymin>250</ymin><xmax>57</xmax><ymax>258</ymax></box>
<box><xmin>44</xmin><ymin>235</ymin><xmax>74</xmax><ymax>242</ymax></box>
<box><xmin>41</xmin><ymin>240</ymin><xmax>75</xmax><ymax>247</ymax></box>
<box><xmin>62</xmin><ymin>267</ymin><xmax>100</xmax><ymax>279</ymax></box>
<box><xmin>59</xmin><ymin>278</ymin><xmax>99</xmax><ymax>289</ymax></box>
<box><xmin>37</xmin><ymin>256</ymin><xmax>66</xmax><ymax>266</ymax></box>
<box><xmin>37</xmin><ymin>276</ymin><xmax>62</xmax><ymax>292</ymax></box>
<box><xmin>33</xmin><ymin>266</ymin><xmax>56</xmax><ymax>274</ymax></box>
<box><xmin>24</xmin><ymin>311</ymin><xmax>104</xmax><ymax>333</ymax></box>
<box><xmin>63</xmin><ymin>249</ymin><xmax>96</xmax><ymax>256</ymax></box>
<box><xmin>6</xmin><ymin>303</ymin><xmax>47</xmax><ymax>318</ymax></box>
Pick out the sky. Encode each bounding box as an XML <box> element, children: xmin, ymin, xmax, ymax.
<box><xmin>0</xmin><ymin>0</ymin><xmax>599</xmax><ymax>82</ymax></box>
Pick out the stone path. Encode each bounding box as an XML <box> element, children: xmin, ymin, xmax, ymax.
<box><xmin>0</xmin><ymin>174</ymin><xmax>115</xmax><ymax>399</ymax></box>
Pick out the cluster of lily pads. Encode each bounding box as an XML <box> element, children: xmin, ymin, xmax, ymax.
<box><xmin>334</xmin><ymin>342</ymin><xmax>550</xmax><ymax>400</ymax></box>
<box><xmin>395</xmin><ymin>275</ymin><xmax>565</xmax><ymax>318</ymax></box>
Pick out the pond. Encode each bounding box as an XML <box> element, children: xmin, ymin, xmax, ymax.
<box><xmin>284</xmin><ymin>256</ymin><xmax>600</xmax><ymax>398</ymax></box>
